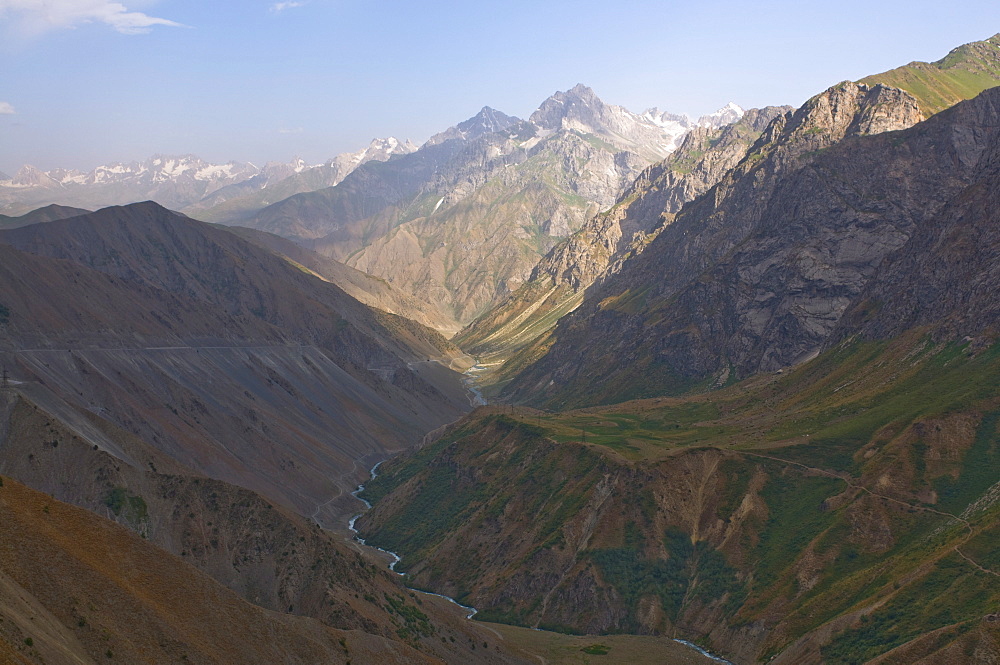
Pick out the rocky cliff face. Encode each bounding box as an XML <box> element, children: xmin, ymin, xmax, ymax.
<box><xmin>503</xmin><ymin>81</ymin><xmax>995</xmax><ymax>408</ymax></box>
<box><xmin>249</xmin><ymin>86</ymin><xmax>736</xmax><ymax>328</ymax></box>
<box><xmin>456</xmin><ymin>35</ymin><xmax>1000</xmax><ymax>365</ymax></box>
<box><xmin>832</xmin><ymin>117</ymin><xmax>1000</xmax><ymax>343</ymax></box>
<box><xmin>455</xmin><ymin>106</ymin><xmax>788</xmax><ymax>365</ymax></box>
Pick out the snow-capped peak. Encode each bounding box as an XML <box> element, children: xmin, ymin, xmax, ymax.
<box><xmin>697</xmin><ymin>102</ymin><xmax>744</xmax><ymax>128</ymax></box>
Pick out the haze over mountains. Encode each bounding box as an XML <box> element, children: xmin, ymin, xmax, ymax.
<box><xmin>2</xmin><ymin>33</ymin><xmax>1000</xmax><ymax>665</ymax></box>
<box><xmin>0</xmin><ymin>137</ymin><xmax>417</xmax><ymax>217</ymax></box>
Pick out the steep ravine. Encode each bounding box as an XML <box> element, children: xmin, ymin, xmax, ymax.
<box><xmin>347</xmin><ymin>452</ymin><xmax>734</xmax><ymax>665</ymax></box>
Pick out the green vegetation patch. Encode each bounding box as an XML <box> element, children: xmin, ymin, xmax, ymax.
<box><xmin>581</xmin><ymin>643</ymin><xmax>611</xmax><ymax>655</ymax></box>
<box><xmin>934</xmin><ymin>408</ymin><xmax>1000</xmax><ymax>513</ymax></box>
<box><xmin>752</xmin><ymin>472</ymin><xmax>842</xmax><ymax>588</ymax></box>
<box><xmin>859</xmin><ymin>35</ymin><xmax>1000</xmax><ymax>116</ymax></box>
<box><xmin>589</xmin><ymin>527</ymin><xmax>742</xmax><ymax>629</ymax></box>
<box><xmin>384</xmin><ymin>593</ymin><xmax>434</xmax><ymax>640</ymax></box>
<box><xmin>821</xmin><ymin>552</ymin><xmax>998</xmax><ymax>664</ymax></box>
<box><xmin>104</xmin><ymin>487</ymin><xmax>148</xmax><ymax>523</ymax></box>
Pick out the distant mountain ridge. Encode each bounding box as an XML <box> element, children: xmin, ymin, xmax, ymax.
<box><xmin>0</xmin><ymin>203</ymin><xmax>90</xmax><ymax>229</ymax></box>
<box><xmin>0</xmin><ymin>137</ymin><xmax>416</xmax><ymax>216</ymax></box>
<box><xmin>186</xmin><ymin>137</ymin><xmax>419</xmax><ymax>222</ymax></box>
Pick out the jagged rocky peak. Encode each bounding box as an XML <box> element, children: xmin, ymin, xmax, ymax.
<box><xmin>425</xmin><ymin>106</ymin><xmax>521</xmax><ymax>146</ymax></box>
<box><xmin>790</xmin><ymin>81</ymin><xmax>922</xmax><ymax>141</ymax></box>
<box><xmin>12</xmin><ymin>164</ymin><xmax>60</xmax><ymax>187</ymax></box>
<box><xmin>458</xmin><ymin>106</ymin><xmax>519</xmax><ymax>136</ymax></box>
<box><xmin>331</xmin><ymin>137</ymin><xmax>419</xmax><ymax>167</ymax></box>
<box><xmin>529</xmin><ymin>83</ymin><xmax>610</xmax><ymax>132</ymax></box>
<box><xmin>321</xmin><ymin>136</ymin><xmax>419</xmax><ymax>177</ymax></box>
<box><xmin>526</xmin><ymin>84</ymin><xmax>739</xmax><ymax>159</ymax></box>
<box><xmin>641</xmin><ymin>107</ymin><xmax>691</xmax><ymax>127</ymax></box>
<box><xmin>362</xmin><ymin>135</ymin><xmax>418</xmax><ymax>157</ymax></box>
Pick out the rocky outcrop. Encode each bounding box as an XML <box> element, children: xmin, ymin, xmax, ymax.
<box><xmin>503</xmin><ymin>81</ymin><xmax>994</xmax><ymax>408</ymax></box>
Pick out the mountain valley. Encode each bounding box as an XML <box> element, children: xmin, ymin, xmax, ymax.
<box><xmin>2</xmin><ymin>31</ymin><xmax>1000</xmax><ymax>665</ymax></box>
<box><xmin>352</xmin><ymin>36</ymin><xmax>1000</xmax><ymax>664</ymax></box>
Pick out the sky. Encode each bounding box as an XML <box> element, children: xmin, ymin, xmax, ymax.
<box><xmin>1</xmin><ymin>0</ymin><xmax>1000</xmax><ymax>174</ymax></box>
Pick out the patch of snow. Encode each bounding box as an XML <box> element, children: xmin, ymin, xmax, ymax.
<box><xmin>195</xmin><ymin>163</ymin><xmax>237</xmax><ymax>180</ymax></box>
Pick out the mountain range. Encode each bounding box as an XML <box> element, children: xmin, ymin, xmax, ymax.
<box><xmin>243</xmin><ymin>85</ymin><xmax>742</xmax><ymax>330</ymax></box>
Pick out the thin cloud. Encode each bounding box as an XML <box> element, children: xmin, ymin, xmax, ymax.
<box><xmin>0</xmin><ymin>0</ymin><xmax>185</xmax><ymax>36</ymax></box>
<box><xmin>278</xmin><ymin>127</ymin><xmax>304</xmax><ymax>134</ymax></box>
<box><xmin>270</xmin><ymin>2</ymin><xmax>304</xmax><ymax>13</ymax></box>
<box><xmin>0</xmin><ymin>102</ymin><xmax>15</xmax><ymax>114</ymax></box>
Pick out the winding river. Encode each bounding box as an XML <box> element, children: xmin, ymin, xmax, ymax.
<box><xmin>347</xmin><ymin>461</ymin><xmax>478</xmax><ymax>619</ymax></box>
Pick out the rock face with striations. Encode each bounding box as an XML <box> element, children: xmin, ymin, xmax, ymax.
<box><xmin>455</xmin><ymin>105</ymin><xmax>789</xmax><ymax>364</ymax></box>
<box><xmin>501</xmin><ymin>81</ymin><xmax>997</xmax><ymax>408</ymax></box>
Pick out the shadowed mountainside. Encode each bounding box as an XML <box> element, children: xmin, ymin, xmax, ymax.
<box><xmin>454</xmin><ymin>106</ymin><xmax>790</xmax><ymax>384</ymax></box>
<box><xmin>223</xmin><ymin>224</ymin><xmax>463</xmax><ymax>336</ymax></box>
<box><xmin>0</xmin><ymin>202</ymin><xmax>473</xmax><ymax>515</ymax></box>
<box><xmin>0</xmin><ymin>204</ymin><xmax>90</xmax><ymax>229</ymax></box>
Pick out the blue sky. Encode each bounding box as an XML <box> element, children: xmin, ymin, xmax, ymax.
<box><xmin>1</xmin><ymin>0</ymin><xmax>999</xmax><ymax>174</ymax></box>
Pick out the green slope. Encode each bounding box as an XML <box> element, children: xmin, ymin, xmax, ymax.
<box><xmin>860</xmin><ymin>34</ymin><xmax>1000</xmax><ymax>116</ymax></box>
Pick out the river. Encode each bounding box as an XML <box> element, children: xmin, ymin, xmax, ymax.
<box><xmin>347</xmin><ymin>461</ymin><xmax>478</xmax><ymax>619</ymax></box>
<box><xmin>463</xmin><ymin>363</ymin><xmax>488</xmax><ymax>406</ymax></box>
